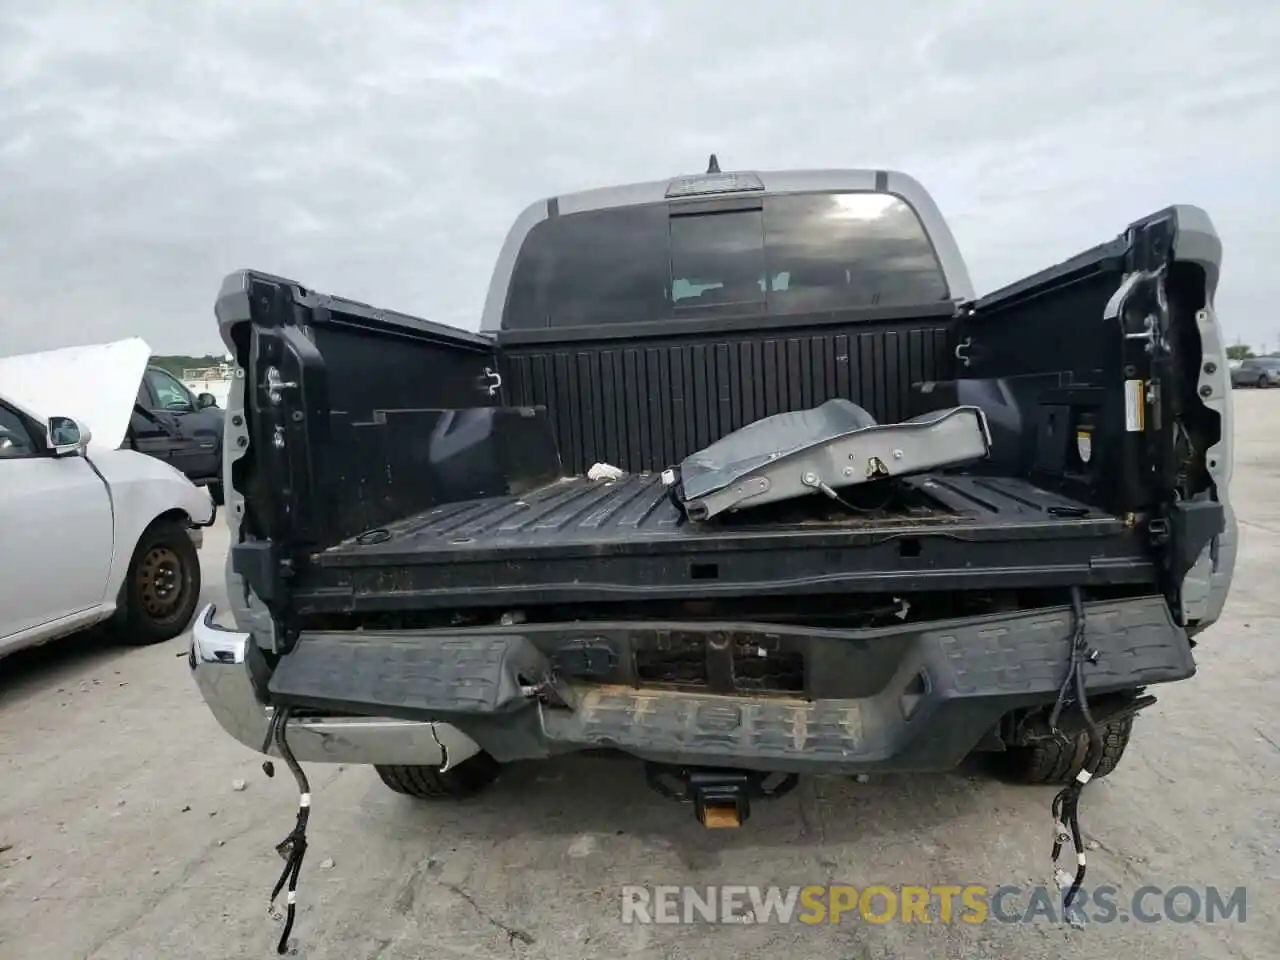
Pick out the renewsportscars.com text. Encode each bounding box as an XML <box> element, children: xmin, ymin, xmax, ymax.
<box><xmin>620</xmin><ymin>884</ymin><xmax>1247</xmax><ymax>925</ymax></box>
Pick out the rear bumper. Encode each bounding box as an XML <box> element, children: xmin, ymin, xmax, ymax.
<box><xmin>260</xmin><ymin>595</ymin><xmax>1196</xmax><ymax>776</ymax></box>
<box><xmin>187</xmin><ymin>604</ymin><xmax>483</xmax><ymax>768</ymax></box>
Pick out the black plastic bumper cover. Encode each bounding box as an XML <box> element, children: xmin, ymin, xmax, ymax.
<box><xmin>266</xmin><ymin>596</ymin><xmax>1194</xmax><ymax>774</ymax></box>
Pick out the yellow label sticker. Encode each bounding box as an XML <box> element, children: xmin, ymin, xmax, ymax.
<box><xmin>1076</xmin><ymin>430</ymin><xmax>1093</xmax><ymax>463</ymax></box>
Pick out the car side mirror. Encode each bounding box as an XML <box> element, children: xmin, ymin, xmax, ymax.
<box><xmin>47</xmin><ymin>416</ymin><xmax>91</xmax><ymax>457</ymax></box>
<box><xmin>196</xmin><ymin>392</ymin><xmax>218</xmax><ymax>410</ymax></box>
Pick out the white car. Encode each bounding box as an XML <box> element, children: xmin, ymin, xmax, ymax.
<box><xmin>0</xmin><ymin>338</ymin><xmax>216</xmax><ymax>654</ymax></box>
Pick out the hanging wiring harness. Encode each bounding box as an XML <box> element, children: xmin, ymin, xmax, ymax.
<box><xmin>1047</xmin><ymin>586</ymin><xmax>1102</xmax><ymax>912</ymax></box>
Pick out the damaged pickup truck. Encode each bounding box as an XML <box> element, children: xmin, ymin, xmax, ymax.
<box><xmin>192</xmin><ymin>165</ymin><xmax>1236</xmax><ymax>839</ymax></box>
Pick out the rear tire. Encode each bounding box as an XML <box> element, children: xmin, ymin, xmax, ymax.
<box><xmin>1259</xmin><ymin>375</ymin><xmax>1270</xmax><ymax>389</ymax></box>
<box><xmin>998</xmin><ymin>716</ymin><xmax>1134</xmax><ymax>786</ymax></box>
<box><xmin>375</xmin><ymin>753</ymin><xmax>501</xmax><ymax>799</ymax></box>
<box><xmin>110</xmin><ymin>518</ymin><xmax>202</xmax><ymax>646</ymax></box>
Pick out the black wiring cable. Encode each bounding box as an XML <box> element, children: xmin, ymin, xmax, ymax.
<box><xmin>815</xmin><ymin>480</ymin><xmax>897</xmax><ymax>514</ymax></box>
<box><xmin>264</xmin><ymin>706</ymin><xmax>312</xmax><ymax>955</ymax></box>
<box><xmin>1047</xmin><ymin>586</ymin><xmax>1103</xmax><ymax>914</ymax></box>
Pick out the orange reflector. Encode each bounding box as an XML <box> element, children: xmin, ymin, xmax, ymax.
<box><xmin>702</xmin><ymin>804</ymin><xmax>742</xmax><ymax>829</ymax></box>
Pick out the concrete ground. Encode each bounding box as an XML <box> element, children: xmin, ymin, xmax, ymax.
<box><xmin>1</xmin><ymin>392</ymin><xmax>1277</xmax><ymax>960</ymax></box>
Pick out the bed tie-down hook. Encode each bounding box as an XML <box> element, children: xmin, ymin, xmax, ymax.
<box><xmin>481</xmin><ymin>367</ymin><xmax>503</xmax><ymax>397</ymax></box>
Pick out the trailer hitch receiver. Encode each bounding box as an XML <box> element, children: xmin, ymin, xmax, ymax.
<box><xmin>644</xmin><ymin>763</ymin><xmax>799</xmax><ymax>828</ymax></box>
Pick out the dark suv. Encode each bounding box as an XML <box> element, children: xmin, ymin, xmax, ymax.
<box><xmin>127</xmin><ymin>365</ymin><xmax>225</xmax><ymax>501</ymax></box>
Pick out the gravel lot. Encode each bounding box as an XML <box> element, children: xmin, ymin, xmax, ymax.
<box><xmin>2</xmin><ymin>391</ymin><xmax>1277</xmax><ymax>960</ymax></box>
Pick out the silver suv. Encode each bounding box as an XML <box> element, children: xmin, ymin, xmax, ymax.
<box><xmin>1231</xmin><ymin>356</ymin><xmax>1280</xmax><ymax>388</ymax></box>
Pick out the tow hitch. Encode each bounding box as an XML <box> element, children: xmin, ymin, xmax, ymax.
<box><xmin>644</xmin><ymin>763</ymin><xmax>799</xmax><ymax>828</ymax></box>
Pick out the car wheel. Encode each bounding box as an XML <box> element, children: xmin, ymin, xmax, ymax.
<box><xmin>1259</xmin><ymin>375</ymin><xmax>1270</xmax><ymax>389</ymax></box>
<box><xmin>996</xmin><ymin>717</ymin><xmax>1134</xmax><ymax>786</ymax></box>
<box><xmin>374</xmin><ymin>753</ymin><xmax>501</xmax><ymax>799</ymax></box>
<box><xmin>110</xmin><ymin>518</ymin><xmax>203</xmax><ymax>646</ymax></box>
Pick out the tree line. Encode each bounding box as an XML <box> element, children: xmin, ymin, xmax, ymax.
<box><xmin>151</xmin><ymin>354</ymin><xmax>229</xmax><ymax>378</ymax></box>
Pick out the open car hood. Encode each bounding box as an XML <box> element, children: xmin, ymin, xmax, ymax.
<box><xmin>0</xmin><ymin>338</ymin><xmax>151</xmax><ymax>456</ymax></box>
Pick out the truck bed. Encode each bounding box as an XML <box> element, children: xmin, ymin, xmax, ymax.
<box><xmin>299</xmin><ymin>473</ymin><xmax>1156</xmax><ymax>613</ymax></box>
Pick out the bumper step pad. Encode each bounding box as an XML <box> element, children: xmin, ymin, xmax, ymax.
<box><xmin>268</xmin><ymin>633</ymin><xmax>549</xmax><ymax>719</ymax></box>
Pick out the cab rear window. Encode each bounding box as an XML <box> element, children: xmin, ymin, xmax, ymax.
<box><xmin>502</xmin><ymin>192</ymin><xmax>949</xmax><ymax>330</ymax></box>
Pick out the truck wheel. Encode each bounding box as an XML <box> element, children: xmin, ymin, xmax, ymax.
<box><xmin>999</xmin><ymin>716</ymin><xmax>1134</xmax><ymax>786</ymax></box>
<box><xmin>111</xmin><ymin>518</ymin><xmax>203</xmax><ymax>646</ymax></box>
<box><xmin>375</xmin><ymin>753</ymin><xmax>501</xmax><ymax>800</ymax></box>
<box><xmin>1258</xmin><ymin>375</ymin><xmax>1270</xmax><ymax>389</ymax></box>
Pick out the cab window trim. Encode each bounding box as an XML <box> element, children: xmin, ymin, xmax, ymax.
<box><xmin>500</xmin><ymin>190</ymin><xmax>950</xmax><ymax>332</ymax></box>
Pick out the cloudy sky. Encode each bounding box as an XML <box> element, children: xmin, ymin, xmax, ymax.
<box><xmin>2</xmin><ymin>0</ymin><xmax>1278</xmax><ymax>357</ymax></box>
